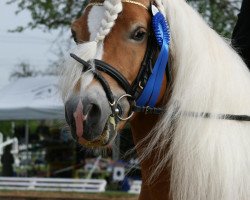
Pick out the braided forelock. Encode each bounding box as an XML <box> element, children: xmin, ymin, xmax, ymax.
<box><xmin>95</xmin><ymin>0</ymin><xmax>123</xmax><ymax>42</ymax></box>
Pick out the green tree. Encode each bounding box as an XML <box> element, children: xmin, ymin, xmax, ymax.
<box><xmin>6</xmin><ymin>0</ymin><xmax>241</xmax><ymax>37</ymax></box>
<box><xmin>189</xmin><ymin>0</ymin><xmax>241</xmax><ymax>37</ymax></box>
<box><xmin>7</xmin><ymin>0</ymin><xmax>86</xmax><ymax>32</ymax></box>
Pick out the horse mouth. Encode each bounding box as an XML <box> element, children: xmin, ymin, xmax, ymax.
<box><xmin>77</xmin><ymin>114</ymin><xmax>117</xmax><ymax>148</ymax></box>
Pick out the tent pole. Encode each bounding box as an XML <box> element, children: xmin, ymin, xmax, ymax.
<box><xmin>25</xmin><ymin>120</ymin><xmax>29</xmax><ymax>176</ymax></box>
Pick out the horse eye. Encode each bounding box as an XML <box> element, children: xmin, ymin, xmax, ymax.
<box><xmin>131</xmin><ymin>27</ymin><xmax>147</xmax><ymax>42</ymax></box>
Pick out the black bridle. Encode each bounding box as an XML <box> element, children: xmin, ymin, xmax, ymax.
<box><xmin>70</xmin><ymin>32</ymin><xmax>167</xmax><ymax>120</ymax></box>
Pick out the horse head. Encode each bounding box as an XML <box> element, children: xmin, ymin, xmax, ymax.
<box><xmin>62</xmin><ymin>0</ymin><xmax>169</xmax><ymax>147</ymax></box>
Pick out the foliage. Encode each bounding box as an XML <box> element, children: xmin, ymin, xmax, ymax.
<box><xmin>0</xmin><ymin>122</ymin><xmax>12</xmax><ymax>138</ymax></box>
<box><xmin>6</xmin><ymin>0</ymin><xmax>86</xmax><ymax>32</ymax></box>
<box><xmin>189</xmin><ymin>0</ymin><xmax>241</xmax><ymax>38</ymax></box>
<box><xmin>10</xmin><ymin>59</ymin><xmax>63</xmax><ymax>80</ymax></box>
<box><xmin>9</xmin><ymin>62</ymin><xmax>38</xmax><ymax>81</ymax></box>
<box><xmin>0</xmin><ymin>121</ymin><xmax>38</xmax><ymax>139</ymax></box>
<box><xmin>6</xmin><ymin>0</ymin><xmax>241</xmax><ymax>37</ymax></box>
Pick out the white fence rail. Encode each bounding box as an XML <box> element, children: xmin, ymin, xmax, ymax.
<box><xmin>128</xmin><ymin>180</ymin><xmax>141</xmax><ymax>194</ymax></box>
<box><xmin>0</xmin><ymin>177</ymin><xmax>107</xmax><ymax>193</ymax></box>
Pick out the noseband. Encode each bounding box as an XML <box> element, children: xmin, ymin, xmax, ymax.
<box><xmin>70</xmin><ymin>2</ymin><xmax>250</xmax><ymax>123</ymax></box>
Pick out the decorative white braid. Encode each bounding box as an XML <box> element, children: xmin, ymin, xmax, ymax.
<box><xmin>95</xmin><ymin>0</ymin><xmax>123</xmax><ymax>42</ymax></box>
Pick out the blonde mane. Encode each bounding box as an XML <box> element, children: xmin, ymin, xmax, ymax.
<box><xmin>140</xmin><ymin>0</ymin><xmax>250</xmax><ymax>199</ymax></box>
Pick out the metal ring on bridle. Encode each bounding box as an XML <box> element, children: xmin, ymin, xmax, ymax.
<box><xmin>115</xmin><ymin>94</ymin><xmax>135</xmax><ymax>121</ymax></box>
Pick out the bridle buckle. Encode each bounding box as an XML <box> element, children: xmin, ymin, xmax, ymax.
<box><xmin>145</xmin><ymin>106</ymin><xmax>151</xmax><ymax>114</ymax></box>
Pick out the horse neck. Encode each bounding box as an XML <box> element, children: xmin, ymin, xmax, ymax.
<box><xmin>130</xmin><ymin>114</ymin><xmax>171</xmax><ymax>200</ymax></box>
<box><xmin>130</xmin><ymin>113</ymin><xmax>159</xmax><ymax>145</ymax></box>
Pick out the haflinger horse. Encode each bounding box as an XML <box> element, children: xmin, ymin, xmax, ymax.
<box><xmin>60</xmin><ymin>0</ymin><xmax>250</xmax><ymax>199</ymax></box>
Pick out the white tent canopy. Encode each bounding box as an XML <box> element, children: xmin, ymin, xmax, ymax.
<box><xmin>0</xmin><ymin>76</ymin><xmax>64</xmax><ymax>120</ymax></box>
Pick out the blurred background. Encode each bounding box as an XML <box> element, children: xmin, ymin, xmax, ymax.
<box><xmin>0</xmin><ymin>0</ymin><xmax>242</xmax><ymax>199</ymax></box>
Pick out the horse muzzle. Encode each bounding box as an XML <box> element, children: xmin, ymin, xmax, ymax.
<box><xmin>65</xmin><ymin>92</ymin><xmax>117</xmax><ymax>147</ymax></box>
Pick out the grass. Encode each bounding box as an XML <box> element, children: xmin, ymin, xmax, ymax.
<box><xmin>0</xmin><ymin>190</ymin><xmax>138</xmax><ymax>200</ymax></box>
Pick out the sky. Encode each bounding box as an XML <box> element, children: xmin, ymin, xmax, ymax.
<box><xmin>0</xmin><ymin>1</ymin><xmax>70</xmax><ymax>89</ymax></box>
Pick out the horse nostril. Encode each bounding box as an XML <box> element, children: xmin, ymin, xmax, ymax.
<box><xmin>87</xmin><ymin>103</ymin><xmax>101</xmax><ymax>125</ymax></box>
<box><xmin>82</xmin><ymin>102</ymin><xmax>103</xmax><ymax>141</ymax></box>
